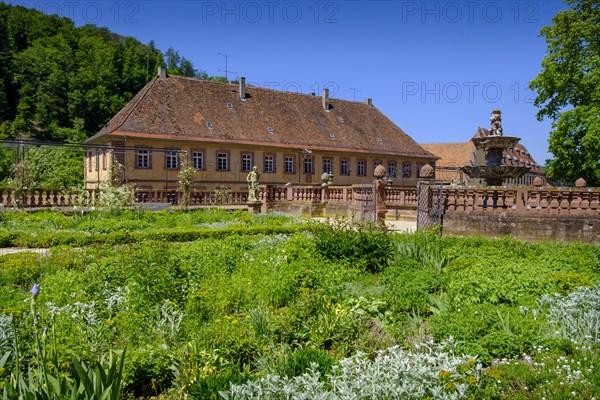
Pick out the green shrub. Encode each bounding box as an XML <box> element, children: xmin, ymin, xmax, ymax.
<box><xmin>122</xmin><ymin>345</ymin><xmax>177</xmax><ymax>398</ymax></box>
<box><xmin>479</xmin><ymin>330</ymin><xmax>523</xmax><ymax>360</ymax></box>
<box><xmin>383</xmin><ymin>259</ymin><xmax>443</xmax><ymax>314</ymax></box>
<box><xmin>187</xmin><ymin>367</ymin><xmax>253</xmax><ymax>400</ymax></box>
<box><xmin>0</xmin><ymin>254</ymin><xmax>42</xmax><ymax>287</ymax></box>
<box><xmin>0</xmin><ymin>231</ymin><xmax>16</xmax><ymax>247</ymax></box>
<box><xmin>276</xmin><ymin>347</ymin><xmax>336</xmax><ymax>378</ymax></box>
<box><xmin>429</xmin><ymin>305</ymin><xmax>498</xmax><ymax>345</ymax></box>
<box><xmin>313</xmin><ymin>220</ymin><xmax>393</xmax><ymax>273</ymax></box>
<box><xmin>76</xmin><ymin>218</ymin><xmax>149</xmax><ymax>233</ymax></box>
<box><xmin>545</xmin><ymin>271</ymin><xmax>592</xmax><ymax>294</ymax></box>
<box><xmin>195</xmin><ymin>316</ymin><xmax>258</xmax><ymax>367</ymax></box>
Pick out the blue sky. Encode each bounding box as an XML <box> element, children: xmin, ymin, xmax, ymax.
<box><xmin>10</xmin><ymin>0</ymin><xmax>567</xmax><ymax>164</ymax></box>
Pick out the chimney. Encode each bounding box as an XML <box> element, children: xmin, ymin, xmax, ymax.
<box><xmin>364</xmin><ymin>98</ymin><xmax>372</xmax><ymax>106</ymax></box>
<box><xmin>158</xmin><ymin>66</ymin><xmax>167</xmax><ymax>79</ymax></box>
<box><xmin>239</xmin><ymin>77</ymin><xmax>246</xmax><ymax>100</ymax></box>
<box><xmin>322</xmin><ymin>88</ymin><xmax>329</xmax><ymax>110</ymax></box>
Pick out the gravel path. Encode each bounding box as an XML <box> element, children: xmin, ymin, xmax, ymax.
<box><xmin>0</xmin><ymin>248</ymin><xmax>50</xmax><ymax>256</ymax></box>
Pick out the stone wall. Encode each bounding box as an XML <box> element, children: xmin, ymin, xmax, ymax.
<box><xmin>443</xmin><ymin>211</ymin><xmax>600</xmax><ymax>243</ymax></box>
<box><xmin>3</xmin><ymin>184</ymin><xmax>599</xmax><ymax>243</ymax></box>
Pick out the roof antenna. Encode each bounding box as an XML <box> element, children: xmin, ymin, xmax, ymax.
<box><xmin>349</xmin><ymin>87</ymin><xmax>361</xmax><ymax>101</ymax></box>
<box><xmin>218</xmin><ymin>52</ymin><xmax>234</xmax><ymax>83</ymax></box>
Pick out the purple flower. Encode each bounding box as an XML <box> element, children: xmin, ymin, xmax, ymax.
<box><xmin>43</xmin><ymin>326</ymin><xmax>48</xmax><ymax>336</ymax></box>
<box><xmin>30</xmin><ymin>284</ymin><xmax>40</xmax><ymax>299</ymax></box>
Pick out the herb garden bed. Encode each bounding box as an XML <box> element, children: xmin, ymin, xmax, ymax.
<box><xmin>1</xmin><ymin>209</ymin><xmax>599</xmax><ymax>399</ymax></box>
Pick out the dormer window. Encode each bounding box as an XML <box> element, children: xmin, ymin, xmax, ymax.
<box><xmin>376</xmin><ymin>137</ymin><xmax>383</xmax><ymax>144</ymax></box>
<box><xmin>338</xmin><ymin>116</ymin><xmax>344</xmax><ymax>123</ymax></box>
<box><xmin>267</xmin><ymin>127</ymin><xmax>274</xmax><ymax>133</ymax></box>
<box><xmin>206</xmin><ymin>121</ymin><xmax>213</xmax><ymax>128</ymax></box>
<box><xmin>329</xmin><ymin>132</ymin><xmax>336</xmax><ymax>138</ymax></box>
<box><xmin>226</xmin><ymin>102</ymin><xmax>233</xmax><ymax>109</ymax></box>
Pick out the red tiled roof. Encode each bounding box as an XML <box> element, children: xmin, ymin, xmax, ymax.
<box><xmin>87</xmin><ymin>74</ymin><xmax>437</xmax><ymax>159</ymax></box>
<box><xmin>420</xmin><ymin>142</ymin><xmax>475</xmax><ymax>167</ymax></box>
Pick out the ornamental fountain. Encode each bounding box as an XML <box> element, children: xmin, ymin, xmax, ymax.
<box><xmin>460</xmin><ymin>109</ymin><xmax>531</xmax><ymax>186</ymax></box>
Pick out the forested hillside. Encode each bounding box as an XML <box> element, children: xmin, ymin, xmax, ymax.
<box><xmin>0</xmin><ymin>3</ymin><xmax>208</xmax><ymax>185</ymax></box>
<box><xmin>0</xmin><ymin>3</ymin><xmax>199</xmax><ymax>143</ymax></box>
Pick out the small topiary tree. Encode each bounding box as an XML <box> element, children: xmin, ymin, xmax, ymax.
<box><xmin>178</xmin><ymin>151</ymin><xmax>196</xmax><ymax>211</ymax></box>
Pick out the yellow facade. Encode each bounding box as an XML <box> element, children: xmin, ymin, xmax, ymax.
<box><xmin>84</xmin><ymin>139</ymin><xmax>426</xmax><ymax>190</ymax></box>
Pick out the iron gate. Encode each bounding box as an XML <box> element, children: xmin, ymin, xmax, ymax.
<box><xmin>416</xmin><ymin>180</ymin><xmax>444</xmax><ymax>231</ymax></box>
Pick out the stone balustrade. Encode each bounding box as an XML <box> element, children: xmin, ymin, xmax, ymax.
<box><xmin>443</xmin><ymin>187</ymin><xmax>600</xmax><ymax>215</ymax></box>
<box><xmin>1</xmin><ymin>186</ymin><xmax>598</xmax><ymax>218</ymax></box>
<box><xmin>0</xmin><ymin>188</ymin><xmax>99</xmax><ymax>208</ymax></box>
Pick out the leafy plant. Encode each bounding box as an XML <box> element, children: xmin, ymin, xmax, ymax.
<box><xmin>72</xmin><ymin>348</ymin><xmax>126</xmax><ymax>400</ymax></box>
<box><xmin>221</xmin><ymin>340</ymin><xmax>481</xmax><ymax>400</ymax></box>
<box><xmin>313</xmin><ymin>219</ymin><xmax>393</xmax><ymax>273</ymax></box>
<box><xmin>178</xmin><ymin>152</ymin><xmax>196</xmax><ymax>211</ymax></box>
<box><xmin>539</xmin><ymin>284</ymin><xmax>600</xmax><ymax>345</ymax></box>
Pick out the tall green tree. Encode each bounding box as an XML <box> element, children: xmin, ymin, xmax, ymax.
<box><xmin>25</xmin><ymin>145</ymin><xmax>84</xmax><ymax>188</ymax></box>
<box><xmin>0</xmin><ymin>4</ymin><xmax>213</xmax><ymax>187</ymax></box>
<box><xmin>164</xmin><ymin>46</ymin><xmax>197</xmax><ymax>77</ymax></box>
<box><xmin>530</xmin><ymin>0</ymin><xmax>600</xmax><ymax>186</ymax></box>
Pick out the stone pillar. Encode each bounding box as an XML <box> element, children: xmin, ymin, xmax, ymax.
<box><xmin>322</xmin><ymin>186</ymin><xmax>330</xmax><ymax>202</ymax></box>
<box><xmin>374</xmin><ymin>178</ymin><xmax>387</xmax><ymax>230</ymax></box>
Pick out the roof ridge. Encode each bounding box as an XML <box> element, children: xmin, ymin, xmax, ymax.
<box><xmin>165</xmin><ymin>74</ymin><xmax>374</xmax><ymax>106</ymax></box>
<box><xmin>109</xmin><ymin>76</ymin><xmax>159</xmax><ymax>134</ymax></box>
<box><xmin>420</xmin><ymin>142</ymin><xmax>470</xmax><ymax>145</ymax></box>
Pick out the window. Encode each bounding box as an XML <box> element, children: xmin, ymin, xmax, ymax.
<box><xmin>304</xmin><ymin>156</ymin><xmax>313</xmax><ymax>174</ymax></box>
<box><xmin>373</xmin><ymin>160</ymin><xmax>382</xmax><ymax>172</ymax></box>
<box><xmin>166</xmin><ymin>150</ymin><xmax>178</xmax><ymax>169</ymax></box>
<box><xmin>323</xmin><ymin>157</ymin><xmax>333</xmax><ymax>174</ymax></box>
<box><xmin>416</xmin><ymin>162</ymin><xmax>424</xmax><ymax>177</ymax></box>
<box><xmin>402</xmin><ymin>161</ymin><xmax>413</xmax><ymax>178</ymax></box>
<box><xmin>340</xmin><ymin>159</ymin><xmax>349</xmax><ymax>175</ymax></box>
<box><xmin>136</xmin><ymin>149</ymin><xmax>151</xmax><ymax>169</ymax></box>
<box><xmin>387</xmin><ymin>161</ymin><xmax>397</xmax><ymax>178</ymax></box>
<box><xmin>192</xmin><ymin>151</ymin><xmax>204</xmax><ymax>170</ymax></box>
<box><xmin>87</xmin><ymin>152</ymin><xmax>92</xmax><ymax>172</ymax></box>
<box><xmin>102</xmin><ymin>151</ymin><xmax>107</xmax><ymax>170</ymax></box>
<box><xmin>241</xmin><ymin>153</ymin><xmax>253</xmax><ymax>172</ymax></box>
<box><xmin>264</xmin><ymin>154</ymin><xmax>275</xmax><ymax>173</ymax></box>
<box><xmin>94</xmin><ymin>151</ymin><xmax>99</xmax><ymax>171</ymax></box>
<box><xmin>357</xmin><ymin>159</ymin><xmax>366</xmax><ymax>176</ymax></box>
<box><xmin>217</xmin><ymin>152</ymin><xmax>229</xmax><ymax>171</ymax></box>
<box><xmin>285</xmin><ymin>156</ymin><xmax>295</xmax><ymax>174</ymax></box>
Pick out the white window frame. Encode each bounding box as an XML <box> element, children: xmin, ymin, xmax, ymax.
<box><xmin>136</xmin><ymin>149</ymin><xmax>150</xmax><ymax>169</ymax></box>
<box><xmin>166</xmin><ymin>151</ymin><xmax>178</xmax><ymax>170</ymax></box>
<box><xmin>387</xmin><ymin>162</ymin><xmax>397</xmax><ymax>178</ymax></box>
<box><xmin>285</xmin><ymin>156</ymin><xmax>295</xmax><ymax>173</ymax></box>
<box><xmin>264</xmin><ymin>155</ymin><xmax>274</xmax><ymax>173</ymax></box>
<box><xmin>217</xmin><ymin>152</ymin><xmax>229</xmax><ymax>171</ymax></box>
<box><xmin>357</xmin><ymin>160</ymin><xmax>366</xmax><ymax>176</ymax></box>
<box><xmin>402</xmin><ymin>161</ymin><xmax>412</xmax><ymax>178</ymax></box>
<box><xmin>323</xmin><ymin>158</ymin><xmax>333</xmax><ymax>174</ymax></box>
<box><xmin>193</xmin><ymin>151</ymin><xmax>204</xmax><ymax>170</ymax></box>
<box><xmin>242</xmin><ymin>153</ymin><xmax>253</xmax><ymax>172</ymax></box>
<box><xmin>340</xmin><ymin>159</ymin><xmax>349</xmax><ymax>175</ymax></box>
<box><xmin>304</xmin><ymin>157</ymin><xmax>313</xmax><ymax>174</ymax></box>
